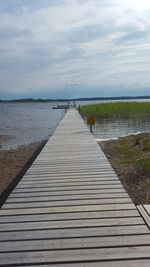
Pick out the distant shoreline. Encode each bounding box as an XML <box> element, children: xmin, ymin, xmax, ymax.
<box><xmin>1</xmin><ymin>95</ymin><xmax>150</xmax><ymax>103</ymax></box>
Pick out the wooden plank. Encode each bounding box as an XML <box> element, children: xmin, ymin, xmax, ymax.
<box><xmin>25</xmin><ymin>169</ymin><xmax>114</xmax><ymax>172</ymax></box>
<box><xmin>143</xmin><ymin>205</ymin><xmax>150</xmax><ymax>217</ymax></box>
<box><xmin>0</xmin><ymin>203</ymin><xmax>135</xmax><ymax>216</ymax></box>
<box><xmin>22</xmin><ymin>259</ymin><xmax>150</xmax><ymax>267</ymax></box>
<box><xmin>6</xmin><ymin>192</ymin><xmax>129</xmax><ymax>203</ymax></box>
<box><xmin>29</xmin><ymin>163</ymin><xmax>111</xmax><ymax>167</ymax></box>
<box><xmin>3</xmin><ymin>198</ymin><xmax>132</xmax><ymax>209</ymax></box>
<box><xmin>22</xmin><ymin>175</ymin><xmax>118</xmax><ymax>181</ymax></box>
<box><xmin>24</xmin><ymin>171</ymin><xmax>116</xmax><ymax>176</ymax></box>
<box><xmin>20</xmin><ymin>176</ymin><xmax>118</xmax><ymax>183</ymax></box>
<box><xmin>12</xmin><ymin>184</ymin><xmax>123</xmax><ymax>193</ymax></box>
<box><xmin>0</xmin><ymin>234</ymin><xmax>150</xmax><ymax>253</ymax></box>
<box><xmin>0</xmin><ymin>225</ymin><xmax>148</xmax><ymax>241</ymax></box>
<box><xmin>27</xmin><ymin>171</ymin><xmax>114</xmax><ymax>176</ymax></box>
<box><xmin>26</xmin><ymin>165</ymin><xmax>114</xmax><ymax>169</ymax></box>
<box><xmin>0</xmin><ymin>246</ymin><xmax>150</xmax><ymax>265</ymax></box>
<box><xmin>28</xmin><ymin>164</ymin><xmax>110</xmax><ymax>169</ymax></box>
<box><xmin>26</xmin><ymin>169</ymin><xmax>115</xmax><ymax>174</ymax></box>
<box><xmin>0</xmin><ymin>217</ymin><xmax>144</xmax><ymax>232</ymax></box>
<box><xmin>26</xmin><ymin>168</ymin><xmax>114</xmax><ymax>172</ymax></box>
<box><xmin>16</xmin><ymin>180</ymin><xmax>121</xmax><ymax>188</ymax></box>
<box><xmin>0</xmin><ymin>210</ymin><xmax>139</xmax><ymax>223</ymax></box>
<box><xmin>137</xmin><ymin>205</ymin><xmax>150</xmax><ymax>228</ymax></box>
<box><xmin>1</xmin><ymin>203</ymin><xmax>136</xmax><ymax>215</ymax></box>
<box><xmin>9</xmin><ymin>188</ymin><xmax>127</xmax><ymax>198</ymax></box>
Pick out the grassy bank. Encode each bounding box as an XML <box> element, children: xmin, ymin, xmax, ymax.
<box><xmin>99</xmin><ymin>133</ymin><xmax>150</xmax><ymax>204</ymax></box>
<box><xmin>80</xmin><ymin>102</ymin><xmax>150</xmax><ymax>119</ymax></box>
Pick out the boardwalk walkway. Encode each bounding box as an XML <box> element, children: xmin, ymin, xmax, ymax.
<box><xmin>0</xmin><ymin>107</ymin><xmax>150</xmax><ymax>266</ymax></box>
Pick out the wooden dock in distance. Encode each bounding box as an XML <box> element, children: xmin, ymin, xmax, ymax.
<box><xmin>0</xmin><ymin>107</ymin><xmax>150</xmax><ymax>266</ymax></box>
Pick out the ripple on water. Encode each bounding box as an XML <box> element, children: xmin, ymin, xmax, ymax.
<box><xmin>0</xmin><ymin>103</ymin><xmax>65</xmax><ymax>149</ymax></box>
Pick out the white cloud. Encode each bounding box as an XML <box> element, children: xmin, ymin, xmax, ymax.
<box><xmin>0</xmin><ymin>0</ymin><xmax>150</xmax><ymax>99</ymax></box>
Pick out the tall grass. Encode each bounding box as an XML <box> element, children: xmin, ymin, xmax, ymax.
<box><xmin>80</xmin><ymin>102</ymin><xmax>150</xmax><ymax>119</ymax></box>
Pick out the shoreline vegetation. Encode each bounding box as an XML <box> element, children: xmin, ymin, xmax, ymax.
<box><xmin>99</xmin><ymin>133</ymin><xmax>150</xmax><ymax>205</ymax></box>
<box><xmin>80</xmin><ymin>101</ymin><xmax>150</xmax><ymax>119</ymax></box>
<box><xmin>80</xmin><ymin>101</ymin><xmax>150</xmax><ymax>205</ymax></box>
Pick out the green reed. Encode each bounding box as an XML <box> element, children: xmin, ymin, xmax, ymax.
<box><xmin>80</xmin><ymin>102</ymin><xmax>150</xmax><ymax>119</ymax></box>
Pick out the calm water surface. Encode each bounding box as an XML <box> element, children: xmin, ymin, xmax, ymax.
<box><xmin>1</xmin><ymin>100</ymin><xmax>150</xmax><ymax>149</ymax></box>
<box><xmin>87</xmin><ymin>117</ymin><xmax>150</xmax><ymax>140</ymax></box>
<box><xmin>0</xmin><ymin>103</ymin><xmax>65</xmax><ymax>149</ymax></box>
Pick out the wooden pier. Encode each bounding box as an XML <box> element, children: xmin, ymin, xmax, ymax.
<box><xmin>0</xmin><ymin>107</ymin><xmax>150</xmax><ymax>266</ymax></box>
<box><xmin>52</xmin><ymin>104</ymin><xmax>69</xmax><ymax>109</ymax></box>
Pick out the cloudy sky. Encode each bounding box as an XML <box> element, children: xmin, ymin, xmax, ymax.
<box><xmin>0</xmin><ymin>0</ymin><xmax>150</xmax><ymax>99</ymax></box>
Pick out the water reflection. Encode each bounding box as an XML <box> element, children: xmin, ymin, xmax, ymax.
<box><xmin>84</xmin><ymin>117</ymin><xmax>150</xmax><ymax>139</ymax></box>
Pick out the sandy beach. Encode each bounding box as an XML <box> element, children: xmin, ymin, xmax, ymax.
<box><xmin>0</xmin><ymin>139</ymin><xmax>44</xmax><ymax>195</ymax></box>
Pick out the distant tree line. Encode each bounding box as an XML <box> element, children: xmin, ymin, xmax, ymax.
<box><xmin>0</xmin><ymin>96</ymin><xmax>150</xmax><ymax>103</ymax></box>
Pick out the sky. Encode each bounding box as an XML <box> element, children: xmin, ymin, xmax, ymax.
<box><xmin>0</xmin><ymin>0</ymin><xmax>150</xmax><ymax>99</ymax></box>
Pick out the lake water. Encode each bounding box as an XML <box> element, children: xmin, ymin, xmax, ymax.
<box><xmin>86</xmin><ymin>117</ymin><xmax>150</xmax><ymax>140</ymax></box>
<box><xmin>0</xmin><ymin>103</ymin><xmax>65</xmax><ymax>149</ymax></box>
<box><xmin>1</xmin><ymin>100</ymin><xmax>150</xmax><ymax>149</ymax></box>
